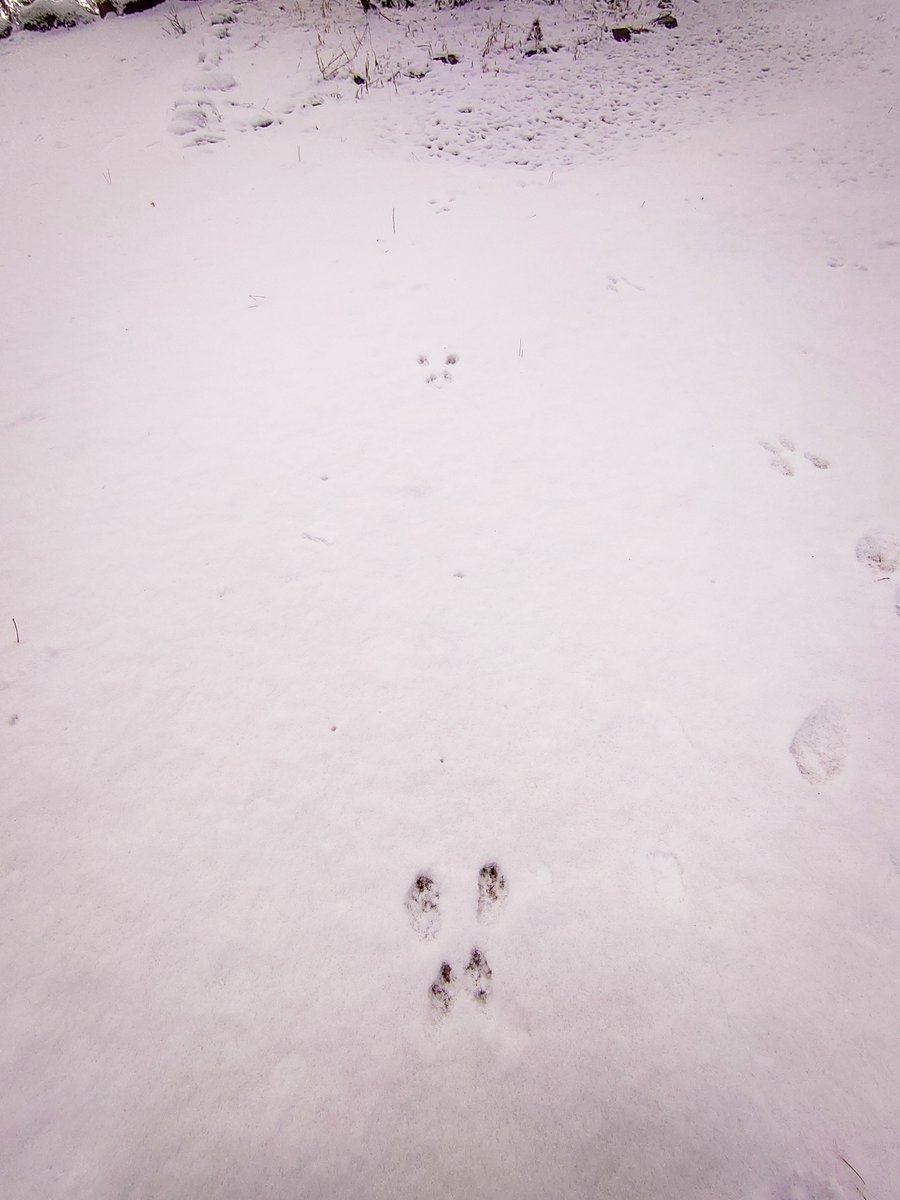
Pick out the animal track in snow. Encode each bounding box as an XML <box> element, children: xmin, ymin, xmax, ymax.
<box><xmin>169</xmin><ymin>96</ymin><xmax>225</xmax><ymax>145</ymax></box>
<box><xmin>405</xmin><ymin>874</ymin><xmax>441</xmax><ymax>940</ymax></box>
<box><xmin>789</xmin><ymin>705</ymin><xmax>846</xmax><ymax>784</ymax></box>
<box><xmin>803</xmin><ymin>451</ymin><xmax>830</xmax><ymax>470</ymax></box>
<box><xmin>647</xmin><ymin>851</ymin><xmax>686</xmax><ymax>905</ymax></box>
<box><xmin>855</xmin><ymin>531</ymin><xmax>900</xmax><ymax>621</ymax></box>
<box><xmin>855</xmin><ymin>531</ymin><xmax>900</xmax><ymax>576</ymax></box>
<box><xmin>427</xmin><ymin>197</ymin><xmax>456</xmax><ymax>215</ymax></box>
<box><xmin>758</xmin><ymin>436</ymin><xmax>830</xmax><ymax>476</ymax></box>
<box><xmin>418</xmin><ymin>351</ymin><xmax>459</xmax><ymax>387</ymax></box>
<box><xmin>429</xmin><ymin>961</ymin><xmax>457</xmax><ymax>1016</ymax></box>
<box><xmin>208</xmin><ymin>7</ymin><xmax>238</xmax><ymax>33</ymax></box>
<box><xmin>411</xmin><ymin>861</ymin><xmax>505</xmax><ymax>1018</ymax></box>
<box><xmin>300</xmin><ymin>530</ymin><xmax>334</xmax><ymax>546</ymax></box>
<box><xmin>606</xmin><ymin>274</ymin><xmax>645</xmax><ymax>293</ymax></box>
<box><xmin>169</xmin><ymin>7</ymin><xmax>282</xmax><ymax>146</ymax></box>
<box><xmin>185</xmin><ymin>69</ymin><xmax>237</xmax><ymax>93</ymax></box>
<box><xmin>463</xmin><ymin>947</ymin><xmax>493</xmax><ymax>1005</ymax></box>
<box><xmin>476</xmin><ymin>861</ymin><xmax>508</xmax><ymax>923</ymax></box>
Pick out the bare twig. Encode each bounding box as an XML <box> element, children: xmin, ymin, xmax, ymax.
<box><xmin>838</xmin><ymin>1154</ymin><xmax>866</xmax><ymax>1187</ymax></box>
<box><xmin>315</xmin><ymin>30</ymin><xmax>366</xmax><ymax>80</ymax></box>
<box><xmin>164</xmin><ymin>7</ymin><xmax>189</xmax><ymax>35</ymax></box>
<box><xmin>12</xmin><ymin>618</ymin><xmax>19</xmax><ymax>644</ymax></box>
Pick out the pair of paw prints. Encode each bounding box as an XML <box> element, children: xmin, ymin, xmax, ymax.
<box><xmin>417</xmin><ymin>351</ymin><xmax>459</xmax><ymax>386</ymax></box>
<box><xmin>759</xmin><ymin>436</ymin><xmax>830</xmax><ymax>475</ymax></box>
<box><xmin>405</xmin><ymin>862</ymin><xmax>507</xmax><ymax>1018</ymax></box>
<box><xmin>429</xmin><ymin>948</ymin><xmax>492</xmax><ymax>1016</ymax></box>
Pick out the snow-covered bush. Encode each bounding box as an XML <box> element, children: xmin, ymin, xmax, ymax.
<box><xmin>16</xmin><ymin>0</ymin><xmax>95</xmax><ymax>27</ymax></box>
<box><xmin>2</xmin><ymin>0</ymin><xmax>95</xmax><ymax>29</ymax></box>
<box><xmin>0</xmin><ymin>0</ymin><xmax>166</xmax><ymax>33</ymax></box>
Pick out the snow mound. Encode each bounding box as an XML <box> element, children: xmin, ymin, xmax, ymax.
<box><xmin>16</xmin><ymin>0</ymin><xmax>94</xmax><ymax>29</ymax></box>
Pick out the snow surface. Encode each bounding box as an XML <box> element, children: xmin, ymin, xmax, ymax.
<box><xmin>2</xmin><ymin>0</ymin><xmax>900</xmax><ymax>1197</ymax></box>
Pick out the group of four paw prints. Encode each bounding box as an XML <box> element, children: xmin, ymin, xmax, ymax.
<box><xmin>405</xmin><ymin>863</ymin><xmax>507</xmax><ymax>1016</ymax></box>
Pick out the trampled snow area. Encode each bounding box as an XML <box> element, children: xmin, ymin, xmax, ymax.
<box><xmin>2</xmin><ymin>0</ymin><xmax>900</xmax><ymax>1196</ymax></box>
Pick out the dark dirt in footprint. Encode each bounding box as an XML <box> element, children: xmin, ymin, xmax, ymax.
<box><xmin>464</xmin><ymin>947</ymin><xmax>492</xmax><ymax>1005</ymax></box>
<box><xmin>477</xmin><ymin>861</ymin><xmax>507</xmax><ymax>923</ymax></box>
<box><xmin>430</xmin><ymin>961</ymin><xmax>457</xmax><ymax>1016</ymax></box>
<box><xmin>405</xmin><ymin>874</ymin><xmax>441</xmax><ymax>940</ymax></box>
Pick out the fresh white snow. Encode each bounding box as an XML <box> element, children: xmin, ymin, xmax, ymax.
<box><xmin>1</xmin><ymin>1</ymin><xmax>899</xmax><ymax>1197</ymax></box>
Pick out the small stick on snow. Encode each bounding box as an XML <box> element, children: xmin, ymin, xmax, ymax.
<box><xmin>837</xmin><ymin>1153</ymin><xmax>866</xmax><ymax>1187</ymax></box>
<box><xmin>392</xmin><ymin>207</ymin><xmax>396</xmax><ymax>235</ymax></box>
<box><xmin>12</xmin><ymin>618</ymin><xmax>20</xmax><ymax>644</ymax></box>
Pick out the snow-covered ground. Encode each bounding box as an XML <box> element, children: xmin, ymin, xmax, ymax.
<box><xmin>2</xmin><ymin>1</ymin><xmax>900</xmax><ymax>1196</ymax></box>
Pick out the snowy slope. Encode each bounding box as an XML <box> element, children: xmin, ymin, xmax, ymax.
<box><xmin>1</xmin><ymin>1</ymin><xmax>899</xmax><ymax>1198</ymax></box>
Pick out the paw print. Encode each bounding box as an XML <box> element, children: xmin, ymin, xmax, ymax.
<box><xmin>429</xmin><ymin>961</ymin><xmax>457</xmax><ymax>1016</ymax></box>
<box><xmin>406</xmin><ymin>862</ymin><xmax>506</xmax><ymax>1019</ymax></box>
<box><xmin>855</xmin><ymin>531</ymin><xmax>900</xmax><ymax>577</ymax></box>
<box><xmin>606</xmin><ymin>274</ymin><xmax>645</xmax><ymax>293</ymax></box>
<box><xmin>854</xmin><ymin>530</ymin><xmax>900</xmax><ymax>621</ymax></box>
<box><xmin>476</xmin><ymin>861</ymin><xmax>508</xmax><ymax>923</ymax></box>
<box><xmin>758</xmin><ymin>436</ymin><xmax>830</xmax><ymax>475</ymax></box>
<box><xmin>463</xmin><ymin>946</ymin><xmax>493</xmax><ymax>1005</ymax></box>
<box><xmin>405</xmin><ymin>874</ymin><xmax>441</xmax><ymax>940</ymax></box>
<box><xmin>417</xmin><ymin>351</ymin><xmax>459</xmax><ymax>387</ymax></box>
